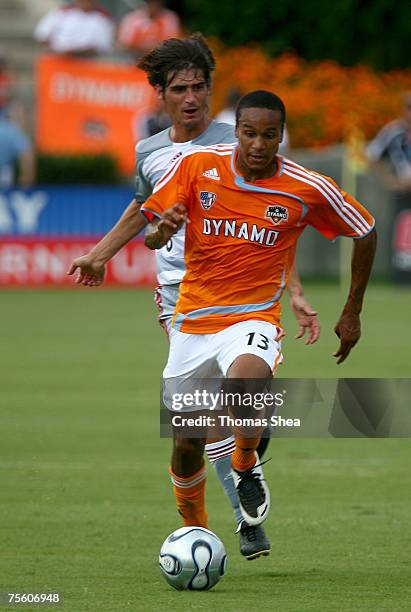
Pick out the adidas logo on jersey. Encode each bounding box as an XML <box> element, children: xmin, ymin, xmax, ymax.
<box><xmin>202</xmin><ymin>168</ymin><xmax>220</xmax><ymax>180</ymax></box>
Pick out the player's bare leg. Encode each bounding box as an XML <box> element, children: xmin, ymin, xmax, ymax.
<box><xmin>228</xmin><ymin>353</ymin><xmax>271</xmax><ymax>470</ymax></box>
<box><xmin>169</xmin><ymin>434</ymin><xmax>208</xmax><ymax>528</ymax></box>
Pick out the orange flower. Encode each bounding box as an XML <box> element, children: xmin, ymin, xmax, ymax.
<box><xmin>210</xmin><ymin>42</ymin><xmax>411</xmax><ymax>148</ymax></box>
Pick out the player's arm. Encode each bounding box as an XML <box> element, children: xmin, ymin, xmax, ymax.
<box><xmin>304</xmin><ymin>172</ymin><xmax>376</xmax><ymax>362</ymax></box>
<box><xmin>287</xmin><ymin>264</ymin><xmax>320</xmax><ymax>345</ymax></box>
<box><xmin>142</xmin><ymin>155</ymin><xmax>191</xmax><ymax>249</ymax></box>
<box><xmin>68</xmin><ymin>143</ymin><xmax>154</xmax><ymax>286</ymax></box>
<box><xmin>67</xmin><ymin>198</ymin><xmax>147</xmax><ymax>286</ymax></box>
<box><xmin>333</xmin><ymin>228</ymin><xmax>377</xmax><ymax>364</ymax></box>
<box><xmin>144</xmin><ymin>204</ymin><xmax>188</xmax><ymax>250</ymax></box>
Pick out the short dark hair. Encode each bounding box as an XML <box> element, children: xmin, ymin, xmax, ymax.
<box><xmin>236</xmin><ymin>90</ymin><xmax>286</xmax><ymax>127</ymax></box>
<box><xmin>137</xmin><ymin>33</ymin><xmax>216</xmax><ymax>90</ymax></box>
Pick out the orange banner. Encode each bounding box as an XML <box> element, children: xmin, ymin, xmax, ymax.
<box><xmin>35</xmin><ymin>55</ymin><xmax>156</xmax><ymax>174</ymax></box>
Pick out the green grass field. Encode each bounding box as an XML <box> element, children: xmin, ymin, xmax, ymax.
<box><xmin>1</xmin><ymin>284</ymin><xmax>411</xmax><ymax>611</ymax></box>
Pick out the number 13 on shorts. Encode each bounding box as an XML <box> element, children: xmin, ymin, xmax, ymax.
<box><xmin>216</xmin><ymin>320</ymin><xmax>283</xmax><ymax>376</ymax></box>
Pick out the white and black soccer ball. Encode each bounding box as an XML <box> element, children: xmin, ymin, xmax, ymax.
<box><xmin>159</xmin><ymin>526</ymin><xmax>227</xmax><ymax>591</ymax></box>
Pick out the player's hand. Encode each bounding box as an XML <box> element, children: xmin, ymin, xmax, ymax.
<box><xmin>290</xmin><ymin>295</ymin><xmax>320</xmax><ymax>345</ymax></box>
<box><xmin>67</xmin><ymin>254</ymin><xmax>106</xmax><ymax>286</ymax></box>
<box><xmin>158</xmin><ymin>203</ymin><xmax>189</xmax><ymax>240</ymax></box>
<box><xmin>333</xmin><ymin>311</ymin><xmax>361</xmax><ymax>364</ymax></box>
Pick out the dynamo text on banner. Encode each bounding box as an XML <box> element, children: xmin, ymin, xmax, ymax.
<box><xmin>36</xmin><ymin>55</ymin><xmax>156</xmax><ymax>174</ymax></box>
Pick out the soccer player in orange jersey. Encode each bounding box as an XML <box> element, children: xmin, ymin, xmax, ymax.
<box><xmin>68</xmin><ymin>36</ymin><xmax>321</xmax><ymax>560</ymax></box>
<box><xmin>142</xmin><ymin>90</ymin><xmax>376</xmax><ymax>534</ymax></box>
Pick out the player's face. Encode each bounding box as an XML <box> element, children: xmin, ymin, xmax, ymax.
<box><xmin>236</xmin><ymin>108</ymin><xmax>283</xmax><ymax>180</ymax></box>
<box><xmin>162</xmin><ymin>69</ymin><xmax>210</xmax><ymax>132</ymax></box>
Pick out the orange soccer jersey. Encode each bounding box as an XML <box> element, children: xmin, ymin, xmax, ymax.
<box><xmin>141</xmin><ymin>145</ymin><xmax>375</xmax><ymax>334</ymax></box>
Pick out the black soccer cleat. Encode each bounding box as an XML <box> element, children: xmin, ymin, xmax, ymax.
<box><xmin>237</xmin><ymin>521</ymin><xmax>270</xmax><ymax>560</ymax></box>
<box><xmin>231</xmin><ymin>453</ymin><xmax>270</xmax><ymax>526</ymax></box>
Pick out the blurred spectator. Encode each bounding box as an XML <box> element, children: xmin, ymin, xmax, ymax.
<box><xmin>118</xmin><ymin>0</ymin><xmax>182</xmax><ymax>60</ymax></box>
<box><xmin>0</xmin><ymin>53</ymin><xmax>28</xmax><ymax>132</ymax></box>
<box><xmin>215</xmin><ymin>87</ymin><xmax>291</xmax><ymax>155</ymax></box>
<box><xmin>366</xmin><ymin>92</ymin><xmax>411</xmax><ymax>193</ymax></box>
<box><xmin>34</xmin><ymin>0</ymin><xmax>114</xmax><ymax>58</ymax></box>
<box><xmin>0</xmin><ymin>111</ymin><xmax>35</xmax><ymax>188</ymax></box>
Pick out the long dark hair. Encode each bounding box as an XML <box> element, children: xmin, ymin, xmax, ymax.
<box><xmin>137</xmin><ymin>33</ymin><xmax>216</xmax><ymax>90</ymax></box>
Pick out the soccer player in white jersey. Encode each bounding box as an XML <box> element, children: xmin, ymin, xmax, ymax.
<box><xmin>68</xmin><ymin>34</ymin><xmax>320</xmax><ymax>559</ymax></box>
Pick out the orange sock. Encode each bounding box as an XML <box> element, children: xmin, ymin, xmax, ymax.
<box><xmin>168</xmin><ymin>463</ymin><xmax>208</xmax><ymax>528</ymax></box>
<box><xmin>232</xmin><ymin>436</ymin><xmax>260</xmax><ymax>472</ymax></box>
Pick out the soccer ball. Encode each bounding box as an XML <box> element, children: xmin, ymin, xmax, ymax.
<box><xmin>159</xmin><ymin>526</ymin><xmax>227</xmax><ymax>591</ymax></box>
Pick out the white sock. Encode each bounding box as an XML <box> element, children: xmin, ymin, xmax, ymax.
<box><xmin>205</xmin><ymin>436</ymin><xmax>243</xmax><ymax>526</ymax></box>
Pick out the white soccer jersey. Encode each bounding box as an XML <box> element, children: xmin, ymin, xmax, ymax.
<box><xmin>135</xmin><ymin>121</ymin><xmax>236</xmax><ymax>286</ymax></box>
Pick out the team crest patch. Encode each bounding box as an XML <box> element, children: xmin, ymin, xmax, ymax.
<box><xmin>200</xmin><ymin>191</ymin><xmax>217</xmax><ymax>210</ymax></box>
<box><xmin>265</xmin><ymin>204</ymin><xmax>289</xmax><ymax>225</ymax></box>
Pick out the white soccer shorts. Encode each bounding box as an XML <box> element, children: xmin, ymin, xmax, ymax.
<box><xmin>163</xmin><ymin>320</ymin><xmax>283</xmax><ymax>412</ymax></box>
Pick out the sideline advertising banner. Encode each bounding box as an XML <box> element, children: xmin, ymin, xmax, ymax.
<box><xmin>36</xmin><ymin>55</ymin><xmax>156</xmax><ymax>174</ymax></box>
<box><xmin>0</xmin><ymin>187</ymin><xmax>156</xmax><ymax>286</ymax></box>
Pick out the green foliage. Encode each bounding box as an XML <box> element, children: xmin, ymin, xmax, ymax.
<box><xmin>36</xmin><ymin>153</ymin><xmax>121</xmax><ymax>185</ymax></box>
<box><xmin>186</xmin><ymin>0</ymin><xmax>411</xmax><ymax>70</ymax></box>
